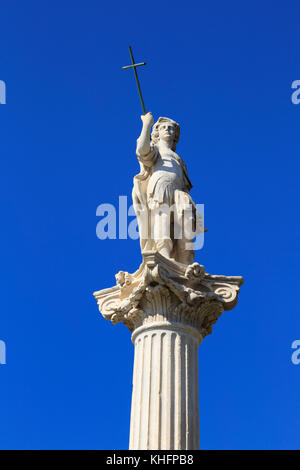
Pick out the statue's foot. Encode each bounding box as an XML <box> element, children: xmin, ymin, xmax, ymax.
<box><xmin>176</xmin><ymin>253</ymin><xmax>195</xmax><ymax>266</ymax></box>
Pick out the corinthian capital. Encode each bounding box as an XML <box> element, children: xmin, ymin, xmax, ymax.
<box><xmin>93</xmin><ymin>252</ymin><xmax>243</xmax><ymax>339</ymax></box>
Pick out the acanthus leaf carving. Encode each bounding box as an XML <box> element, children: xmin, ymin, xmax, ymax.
<box><xmin>93</xmin><ymin>252</ymin><xmax>243</xmax><ymax>336</ymax></box>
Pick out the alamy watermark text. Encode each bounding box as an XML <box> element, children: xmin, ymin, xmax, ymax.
<box><xmin>0</xmin><ymin>80</ymin><xmax>6</xmax><ymax>104</ymax></box>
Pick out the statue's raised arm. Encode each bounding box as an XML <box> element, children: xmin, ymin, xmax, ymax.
<box><xmin>136</xmin><ymin>112</ymin><xmax>154</xmax><ymax>157</ymax></box>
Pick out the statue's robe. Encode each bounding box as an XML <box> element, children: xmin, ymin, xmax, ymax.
<box><xmin>132</xmin><ymin>144</ymin><xmax>203</xmax><ymax>258</ymax></box>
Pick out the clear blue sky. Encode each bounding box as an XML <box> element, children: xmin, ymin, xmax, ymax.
<box><xmin>0</xmin><ymin>0</ymin><xmax>299</xmax><ymax>450</ymax></box>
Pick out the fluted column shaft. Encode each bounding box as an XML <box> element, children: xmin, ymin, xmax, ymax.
<box><xmin>129</xmin><ymin>322</ymin><xmax>202</xmax><ymax>450</ymax></box>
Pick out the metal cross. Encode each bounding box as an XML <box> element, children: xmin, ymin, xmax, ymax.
<box><xmin>122</xmin><ymin>46</ymin><xmax>147</xmax><ymax>115</ymax></box>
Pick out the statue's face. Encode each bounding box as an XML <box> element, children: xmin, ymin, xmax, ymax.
<box><xmin>158</xmin><ymin>122</ymin><xmax>176</xmax><ymax>144</ymax></box>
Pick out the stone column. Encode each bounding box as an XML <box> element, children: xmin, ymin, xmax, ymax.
<box><xmin>129</xmin><ymin>321</ymin><xmax>201</xmax><ymax>450</ymax></box>
<box><xmin>94</xmin><ymin>252</ymin><xmax>243</xmax><ymax>450</ymax></box>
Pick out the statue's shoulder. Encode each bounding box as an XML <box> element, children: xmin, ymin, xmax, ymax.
<box><xmin>172</xmin><ymin>151</ymin><xmax>185</xmax><ymax>164</ymax></box>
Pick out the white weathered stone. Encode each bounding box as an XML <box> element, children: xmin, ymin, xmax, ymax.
<box><xmin>93</xmin><ymin>114</ymin><xmax>243</xmax><ymax>449</ymax></box>
<box><xmin>94</xmin><ymin>252</ymin><xmax>243</xmax><ymax>449</ymax></box>
<box><xmin>133</xmin><ymin>113</ymin><xmax>205</xmax><ymax>265</ymax></box>
<box><xmin>130</xmin><ymin>322</ymin><xmax>200</xmax><ymax>450</ymax></box>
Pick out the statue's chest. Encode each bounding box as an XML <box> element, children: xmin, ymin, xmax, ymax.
<box><xmin>156</xmin><ymin>151</ymin><xmax>181</xmax><ymax>170</ymax></box>
<box><xmin>161</xmin><ymin>156</ymin><xmax>175</xmax><ymax>169</ymax></box>
<box><xmin>152</xmin><ymin>155</ymin><xmax>184</xmax><ymax>185</ymax></box>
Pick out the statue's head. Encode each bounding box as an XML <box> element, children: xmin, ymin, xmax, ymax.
<box><xmin>151</xmin><ymin>117</ymin><xmax>180</xmax><ymax>151</ymax></box>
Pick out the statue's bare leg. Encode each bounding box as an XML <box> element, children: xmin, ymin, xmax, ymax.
<box><xmin>156</xmin><ymin>238</ymin><xmax>173</xmax><ymax>259</ymax></box>
<box><xmin>153</xmin><ymin>208</ymin><xmax>173</xmax><ymax>259</ymax></box>
<box><xmin>175</xmin><ymin>238</ymin><xmax>195</xmax><ymax>265</ymax></box>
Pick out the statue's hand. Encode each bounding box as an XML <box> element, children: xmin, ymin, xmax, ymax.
<box><xmin>141</xmin><ymin>112</ymin><xmax>154</xmax><ymax>127</ymax></box>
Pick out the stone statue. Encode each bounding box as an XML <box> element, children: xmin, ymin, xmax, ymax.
<box><xmin>94</xmin><ymin>48</ymin><xmax>244</xmax><ymax>450</ymax></box>
<box><xmin>94</xmin><ymin>112</ymin><xmax>244</xmax><ymax>449</ymax></box>
<box><xmin>132</xmin><ymin>112</ymin><xmax>204</xmax><ymax>265</ymax></box>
